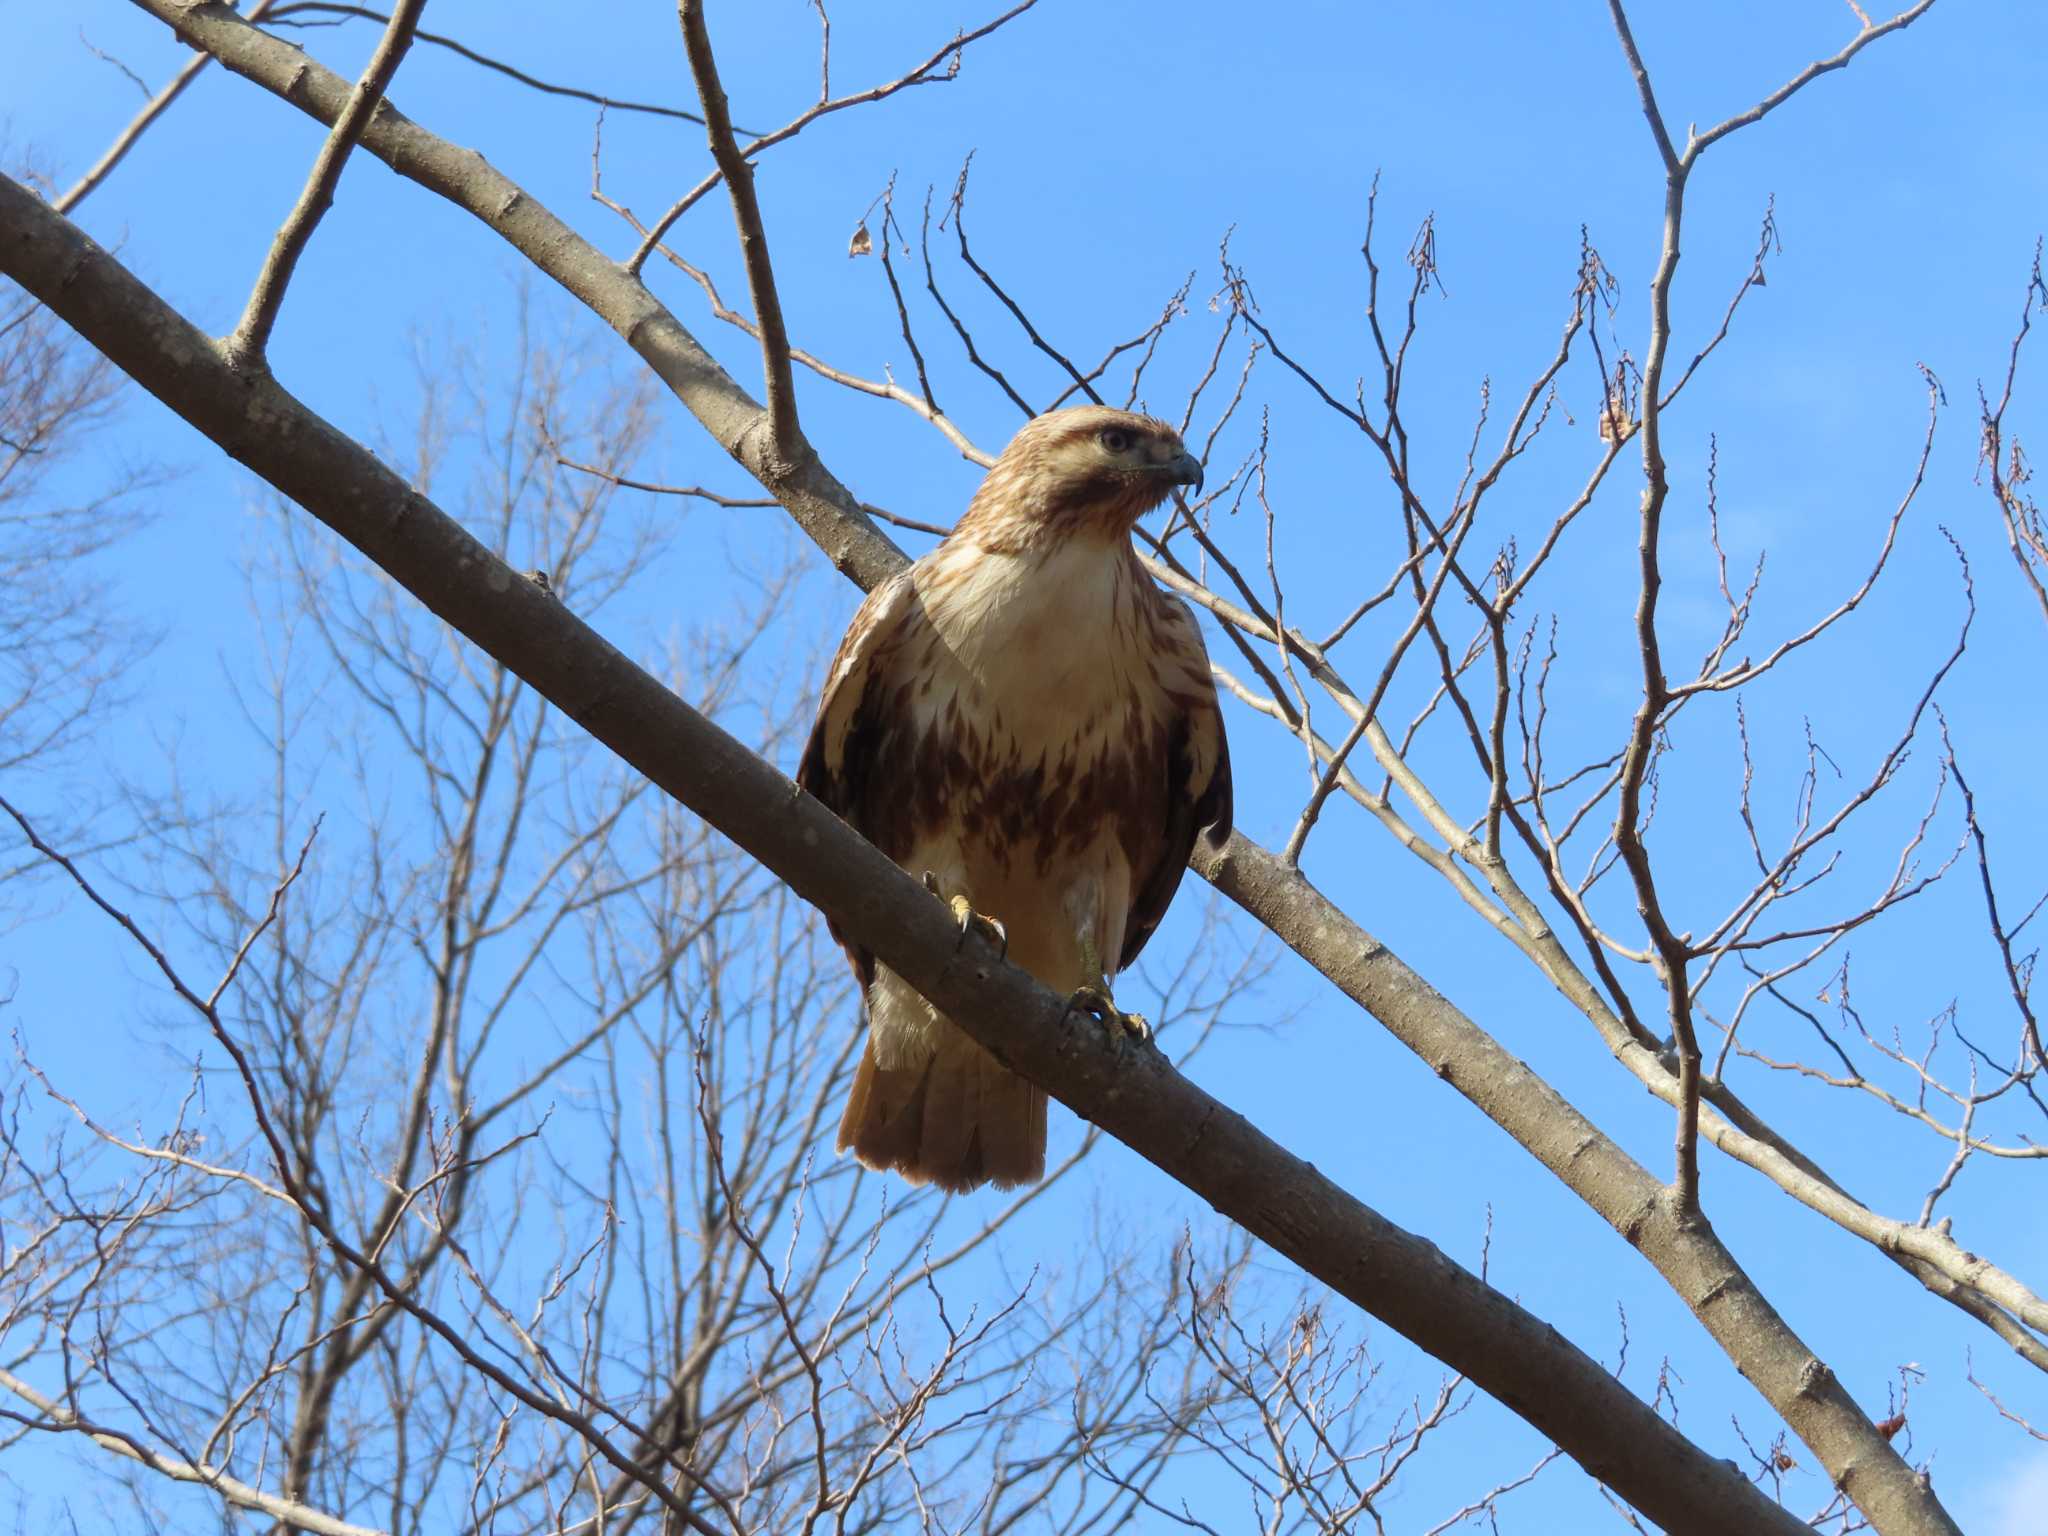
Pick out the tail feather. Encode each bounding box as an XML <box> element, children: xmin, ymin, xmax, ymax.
<box><xmin>915</xmin><ymin>1036</ymin><xmax>982</xmax><ymax>1184</ymax></box>
<box><xmin>971</xmin><ymin>1048</ymin><xmax>1047</xmax><ymax>1188</ymax></box>
<box><xmin>838</xmin><ymin>1024</ymin><xmax>1046</xmax><ymax>1193</ymax></box>
<box><xmin>837</xmin><ymin>1040</ymin><xmax>931</xmax><ymax>1175</ymax></box>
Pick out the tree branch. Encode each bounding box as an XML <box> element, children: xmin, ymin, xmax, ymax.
<box><xmin>56</xmin><ymin>1</ymin><xmax>283</xmax><ymax>215</ymax></box>
<box><xmin>1598</xmin><ymin>0</ymin><xmax>1950</xmax><ymax>1230</ymax></box>
<box><xmin>0</xmin><ymin>1365</ymin><xmax>384</xmax><ymax>1536</ymax></box>
<box><xmin>131</xmin><ymin>0</ymin><xmax>901</xmax><ymax>588</ymax></box>
<box><xmin>677</xmin><ymin>0</ymin><xmax>800</xmax><ymax>461</ymax></box>
<box><xmin>226</xmin><ymin>0</ymin><xmax>427</xmax><ymax>366</ymax></box>
<box><xmin>267</xmin><ymin>2</ymin><xmax>715</xmax><ymax>125</ymax></box>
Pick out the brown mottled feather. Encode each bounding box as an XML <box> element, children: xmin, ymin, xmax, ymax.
<box><xmin>798</xmin><ymin>406</ymin><xmax>1232</xmax><ymax>1192</ymax></box>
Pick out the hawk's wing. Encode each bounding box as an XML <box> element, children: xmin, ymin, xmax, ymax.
<box><xmin>1119</xmin><ymin>596</ymin><xmax>1233</xmax><ymax>972</ymax></box>
<box><xmin>797</xmin><ymin>567</ymin><xmax>921</xmax><ymax>989</ymax></box>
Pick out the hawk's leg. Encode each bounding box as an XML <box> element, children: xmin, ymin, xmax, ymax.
<box><xmin>1069</xmin><ymin>933</ymin><xmax>1150</xmax><ymax>1048</ymax></box>
<box><xmin>922</xmin><ymin>870</ymin><xmax>1008</xmax><ymax>959</ymax></box>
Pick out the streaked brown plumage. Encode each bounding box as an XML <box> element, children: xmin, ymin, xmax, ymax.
<box><xmin>798</xmin><ymin>406</ymin><xmax>1233</xmax><ymax>1192</ymax></box>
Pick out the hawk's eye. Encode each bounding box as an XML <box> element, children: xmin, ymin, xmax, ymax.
<box><xmin>1098</xmin><ymin>427</ymin><xmax>1134</xmax><ymax>454</ymax></box>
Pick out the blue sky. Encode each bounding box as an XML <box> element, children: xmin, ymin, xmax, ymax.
<box><xmin>6</xmin><ymin>1</ymin><xmax>2047</xmax><ymax>1529</ymax></box>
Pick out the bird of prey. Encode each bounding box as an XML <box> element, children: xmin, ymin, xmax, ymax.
<box><xmin>798</xmin><ymin>405</ymin><xmax>1233</xmax><ymax>1193</ymax></box>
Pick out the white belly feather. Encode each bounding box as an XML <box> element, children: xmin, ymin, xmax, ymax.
<box><xmin>917</xmin><ymin>534</ymin><xmax>1147</xmax><ymax>750</ymax></box>
<box><xmin>867</xmin><ymin>534</ymin><xmax>1158</xmax><ymax>1068</ymax></box>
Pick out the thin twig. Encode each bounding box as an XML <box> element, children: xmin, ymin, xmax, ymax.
<box><xmin>226</xmin><ymin>0</ymin><xmax>429</xmax><ymax>365</ymax></box>
<box><xmin>678</xmin><ymin>0</ymin><xmax>801</xmax><ymax>458</ymax></box>
<box><xmin>266</xmin><ymin>2</ymin><xmax>715</xmax><ymax>124</ymax></box>
<box><xmin>56</xmin><ymin>3</ymin><xmax>287</xmax><ymax>216</ymax></box>
<box><xmin>625</xmin><ymin>1</ymin><xmax>1038</xmax><ymax>274</ymax></box>
<box><xmin>554</xmin><ymin>452</ymin><xmax>951</xmax><ymax>537</ymax></box>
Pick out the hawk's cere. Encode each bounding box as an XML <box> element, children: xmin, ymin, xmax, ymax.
<box><xmin>798</xmin><ymin>406</ymin><xmax>1234</xmax><ymax>1192</ymax></box>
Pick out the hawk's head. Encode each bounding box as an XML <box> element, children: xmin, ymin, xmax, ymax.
<box><xmin>958</xmin><ymin>406</ymin><xmax>1203</xmax><ymax>547</ymax></box>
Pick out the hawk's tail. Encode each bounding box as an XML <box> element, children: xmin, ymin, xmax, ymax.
<box><xmin>838</xmin><ymin>1026</ymin><xmax>1047</xmax><ymax>1193</ymax></box>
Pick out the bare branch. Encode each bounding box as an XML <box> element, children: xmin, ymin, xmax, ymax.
<box><xmin>226</xmin><ymin>0</ymin><xmax>428</xmax><ymax>366</ymax></box>
<box><xmin>677</xmin><ymin>0</ymin><xmax>801</xmax><ymax>459</ymax></box>
<box><xmin>267</xmin><ymin>2</ymin><xmax>715</xmax><ymax>125</ymax></box>
<box><xmin>1687</xmin><ymin>2</ymin><xmax>1942</xmax><ymax>161</ymax></box>
<box><xmin>56</xmin><ymin>2</ymin><xmax>285</xmax><ymax>216</ymax></box>
<box><xmin>623</xmin><ymin>1</ymin><xmax>1039</xmax><ymax>273</ymax></box>
<box><xmin>0</xmin><ymin>1366</ymin><xmax>384</xmax><ymax>1536</ymax></box>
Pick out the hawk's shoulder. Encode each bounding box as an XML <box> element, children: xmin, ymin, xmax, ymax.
<box><xmin>798</xmin><ymin>565</ymin><xmax>919</xmax><ymax>809</ymax></box>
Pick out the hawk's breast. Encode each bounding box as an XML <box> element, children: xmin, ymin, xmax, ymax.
<box><xmin>906</xmin><ymin>534</ymin><xmax>1174</xmax><ymax>874</ymax></box>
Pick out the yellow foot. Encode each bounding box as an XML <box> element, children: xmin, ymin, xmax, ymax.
<box><xmin>1067</xmin><ymin>980</ymin><xmax>1150</xmax><ymax>1049</ymax></box>
<box><xmin>922</xmin><ymin>871</ymin><xmax>1007</xmax><ymax>958</ymax></box>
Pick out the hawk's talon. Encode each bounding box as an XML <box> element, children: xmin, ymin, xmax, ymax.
<box><xmin>923</xmin><ymin>872</ymin><xmax>1006</xmax><ymax>958</ymax></box>
<box><xmin>1068</xmin><ymin>981</ymin><xmax>1150</xmax><ymax>1050</ymax></box>
<box><xmin>949</xmin><ymin>893</ymin><xmax>1008</xmax><ymax>959</ymax></box>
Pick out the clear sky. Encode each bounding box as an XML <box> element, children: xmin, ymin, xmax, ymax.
<box><xmin>5</xmin><ymin>2</ymin><xmax>2047</xmax><ymax>1530</ymax></box>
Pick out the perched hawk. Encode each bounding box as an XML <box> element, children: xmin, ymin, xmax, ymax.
<box><xmin>798</xmin><ymin>406</ymin><xmax>1233</xmax><ymax>1192</ymax></box>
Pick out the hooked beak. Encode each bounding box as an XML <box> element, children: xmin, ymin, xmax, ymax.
<box><xmin>1162</xmin><ymin>448</ymin><xmax>1204</xmax><ymax>495</ymax></box>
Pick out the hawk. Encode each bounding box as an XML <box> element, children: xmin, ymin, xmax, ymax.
<box><xmin>798</xmin><ymin>406</ymin><xmax>1233</xmax><ymax>1192</ymax></box>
